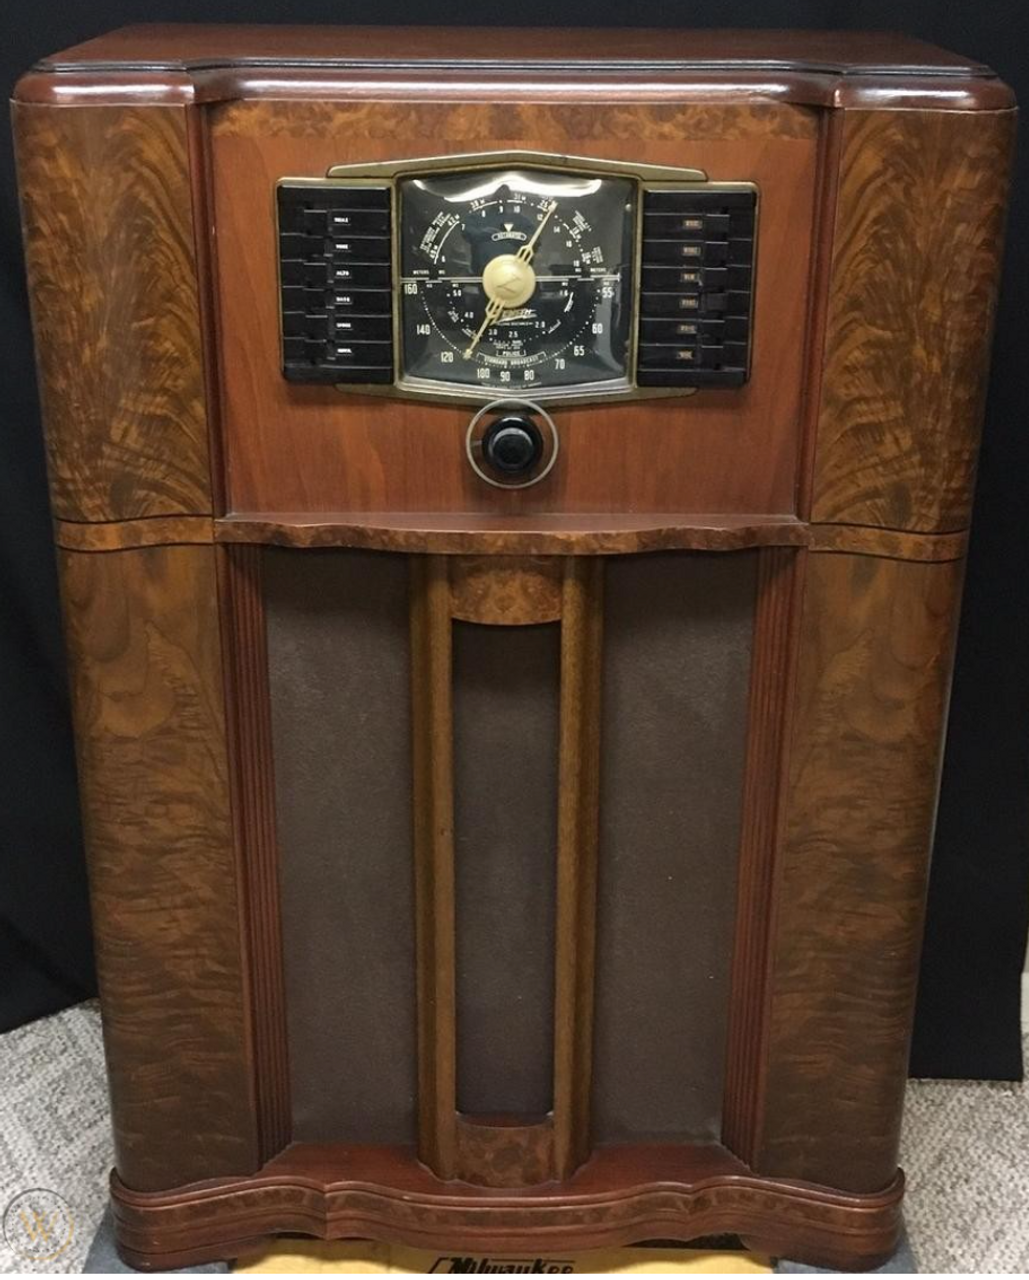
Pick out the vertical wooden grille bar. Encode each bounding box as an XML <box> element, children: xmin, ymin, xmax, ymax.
<box><xmin>218</xmin><ymin>543</ymin><xmax>291</xmax><ymax>1164</ymax></box>
<box><xmin>552</xmin><ymin>557</ymin><xmax>605</xmax><ymax>1181</ymax></box>
<box><xmin>721</xmin><ymin>546</ymin><xmax>803</xmax><ymax>1165</ymax></box>
<box><xmin>412</xmin><ymin>552</ymin><xmax>604</xmax><ymax>1184</ymax></box>
<box><xmin>410</xmin><ymin>555</ymin><xmax>458</xmax><ymax>1178</ymax></box>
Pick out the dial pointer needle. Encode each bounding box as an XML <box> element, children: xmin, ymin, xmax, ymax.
<box><xmin>463</xmin><ymin>296</ymin><xmax>505</xmax><ymax>360</ymax></box>
<box><xmin>517</xmin><ymin>199</ymin><xmax>558</xmax><ymax>263</ymax></box>
<box><xmin>464</xmin><ymin>200</ymin><xmax>557</xmax><ymax>359</ymax></box>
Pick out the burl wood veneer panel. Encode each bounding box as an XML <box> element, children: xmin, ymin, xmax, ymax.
<box><xmin>58</xmin><ymin>545</ymin><xmax>257</xmax><ymax>1190</ymax></box>
<box><xmin>756</xmin><ymin>551</ymin><xmax>963</xmax><ymax>1192</ymax></box>
<box><xmin>453</xmin><ymin>620</ymin><xmax>560</xmax><ymax>1117</ymax></box>
<box><xmin>209</xmin><ymin>100</ymin><xmax>818</xmax><ymax>517</ymax></box>
<box><xmin>14</xmin><ymin>104</ymin><xmax>211</xmax><ymax>522</ymax></box>
<box><xmin>592</xmin><ymin>552</ymin><xmax>756</xmax><ymax>1143</ymax></box>
<box><xmin>811</xmin><ymin>108</ymin><xmax>1015</xmax><ymax>533</ymax></box>
<box><xmin>263</xmin><ymin>549</ymin><xmax>418</xmax><ymax>1144</ymax></box>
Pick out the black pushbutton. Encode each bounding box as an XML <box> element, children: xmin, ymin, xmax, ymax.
<box><xmin>637</xmin><ymin>186</ymin><xmax>755</xmax><ymax>389</ymax></box>
<box><xmin>481</xmin><ymin>415</ymin><xmax>544</xmax><ymax>476</ymax></box>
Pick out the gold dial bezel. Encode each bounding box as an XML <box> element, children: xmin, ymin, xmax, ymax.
<box><xmin>276</xmin><ymin>149</ymin><xmax>758</xmax><ymax>406</ymax></box>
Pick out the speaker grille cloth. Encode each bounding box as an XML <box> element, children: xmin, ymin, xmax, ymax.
<box><xmin>264</xmin><ymin>548</ymin><xmax>417</xmax><ymax>1144</ymax></box>
<box><xmin>592</xmin><ymin>551</ymin><xmax>756</xmax><ymax>1143</ymax></box>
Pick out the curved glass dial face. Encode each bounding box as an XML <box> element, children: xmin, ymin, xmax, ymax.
<box><xmin>398</xmin><ymin>167</ymin><xmax>635</xmax><ymax>394</ymax></box>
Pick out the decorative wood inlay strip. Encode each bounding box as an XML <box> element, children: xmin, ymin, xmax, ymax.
<box><xmin>808</xmin><ymin>524</ymin><xmax>967</xmax><ymax>562</ymax></box>
<box><xmin>214</xmin><ymin>515</ymin><xmax>967</xmax><ymax>563</ymax></box>
<box><xmin>454</xmin><ymin>1115</ymin><xmax>555</xmax><ymax>1188</ymax></box>
<box><xmin>449</xmin><ymin>556</ymin><xmax>563</xmax><ymax>625</ymax></box>
<box><xmin>552</xmin><ymin>558</ymin><xmax>604</xmax><ymax>1182</ymax></box>
<box><xmin>109</xmin><ymin>1143</ymin><xmax>904</xmax><ymax>1273</ymax></box>
<box><xmin>184</xmin><ymin>101</ymin><xmax>228</xmax><ymax>517</ymax></box>
<box><xmin>722</xmin><ymin>547</ymin><xmax>803</xmax><ymax>1165</ymax></box>
<box><xmin>216</xmin><ymin>514</ymin><xmax>808</xmax><ymax>557</ymax></box>
<box><xmin>409</xmin><ymin>556</ymin><xmax>458</xmax><ymax>1179</ymax></box>
<box><xmin>55</xmin><ymin>515</ymin><xmax>214</xmax><ymax>552</ymax></box>
<box><xmin>217</xmin><ymin>545</ymin><xmax>290</xmax><ymax>1163</ymax></box>
<box><xmin>53</xmin><ymin>514</ymin><xmax>969</xmax><ymax>564</ymax></box>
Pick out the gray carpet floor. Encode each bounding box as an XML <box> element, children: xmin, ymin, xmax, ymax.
<box><xmin>0</xmin><ymin>1001</ymin><xmax>1026</xmax><ymax>1274</ymax></box>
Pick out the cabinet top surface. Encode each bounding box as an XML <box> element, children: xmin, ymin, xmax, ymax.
<box><xmin>33</xmin><ymin>25</ymin><xmax>993</xmax><ymax>78</ymax></box>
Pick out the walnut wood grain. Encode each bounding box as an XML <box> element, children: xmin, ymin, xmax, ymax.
<box><xmin>454</xmin><ymin>1116</ymin><xmax>556</xmax><ymax>1188</ymax></box>
<box><xmin>811</xmin><ymin>108</ymin><xmax>1015</xmax><ymax>534</ymax></box>
<box><xmin>109</xmin><ymin>1141</ymin><xmax>903</xmax><ymax>1272</ymax></box>
<box><xmin>217</xmin><ymin>546</ymin><xmax>290</xmax><ymax>1163</ymax></box>
<box><xmin>216</xmin><ymin>514</ymin><xmax>809</xmax><ymax>556</ymax></box>
<box><xmin>755</xmin><ymin>552</ymin><xmax>964</xmax><ymax>1192</ymax></box>
<box><xmin>216</xmin><ymin>97</ymin><xmax>815</xmax><ymax>142</ymax></box>
<box><xmin>58</xmin><ymin>545</ymin><xmax>257</xmax><ymax>1190</ymax></box>
<box><xmin>210</xmin><ymin>99</ymin><xmax>817</xmax><ymax>519</ymax></box>
<box><xmin>449</xmin><ymin>556</ymin><xmax>563</xmax><ymax>625</ymax></box>
<box><xmin>722</xmin><ymin>548</ymin><xmax>803</xmax><ymax>1165</ymax></box>
<box><xmin>14</xmin><ymin>104</ymin><xmax>211</xmax><ymax>523</ymax></box>
<box><xmin>552</xmin><ymin>559</ymin><xmax>604</xmax><ymax>1181</ymax></box>
<box><xmin>409</xmin><ymin>556</ymin><xmax>458</xmax><ymax>1179</ymax></box>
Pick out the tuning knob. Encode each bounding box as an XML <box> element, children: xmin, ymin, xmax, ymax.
<box><xmin>480</xmin><ymin>415</ymin><xmax>544</xmax><ymax>476</ymax></box>
<box><xmin>465</xmin><ymin>399</ymin><xmax>559</xmax><ymax>489</ymax></box>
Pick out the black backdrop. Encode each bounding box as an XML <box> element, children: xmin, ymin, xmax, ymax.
<box><xmin>1</xmin><ymin>1</ymin><xmax>1026</xmax><ymax>1079</ymax></box>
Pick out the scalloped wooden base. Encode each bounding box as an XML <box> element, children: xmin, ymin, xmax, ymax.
<box><xmin>110</xmin><ymin>1143</ymin><xmax>903</xmax><ymax>1272</ymax></box>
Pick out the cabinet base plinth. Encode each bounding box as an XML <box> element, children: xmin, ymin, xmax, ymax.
<box><xmin>110</xmin><ymin>1143</ymin><xmax>903</xmax><ymax>1272</ymax></box>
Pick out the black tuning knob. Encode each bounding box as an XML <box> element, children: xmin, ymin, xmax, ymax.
<box><xmin>481</xmin><ymin>415</ymin><xmax>544</xmax><ymax>477</ymax></box>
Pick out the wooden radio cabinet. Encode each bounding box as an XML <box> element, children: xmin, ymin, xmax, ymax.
<box><xmin>13</xmin><ymin>26</ymin><xmax>1014</xmax><ymax>1271</ymax></box>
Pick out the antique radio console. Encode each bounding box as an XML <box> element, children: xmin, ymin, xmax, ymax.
<box><xmin>13</xmin><ymin>26</ymin><xmax>1014</xmax><ymax>1270</ymax></box>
